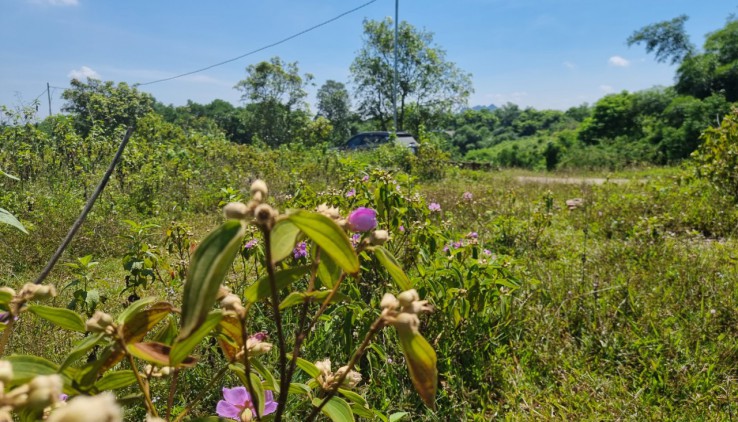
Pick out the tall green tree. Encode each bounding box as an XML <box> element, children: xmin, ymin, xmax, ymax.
<box><xmin>627</xmin><ymin>15</ymin><xmax>695</xmax><ymax>65</ymax></box>
<box><xmin>350</xmin><ymin>18</ymin><xmax>473</xmax><ymax>131</ymax></box>
<box><xmin>234</xmin><ymin>57</ymin><xmax>313</xmax><ymax>147</ymax></box>
<box><xmin>316</xmin><ymin>80</ymin><xmax>352</xmax><ymax>143</ymax></box>
<box><xmin>61</xmin><ymin>78</ymin><xmax>154</xmax><ymax>138</ymax></box>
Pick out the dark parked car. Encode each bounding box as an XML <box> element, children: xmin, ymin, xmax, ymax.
<box><xmin>343</xmin><ymin>131</ymin><xmax>419</xmax><ymax>153</ymax></box>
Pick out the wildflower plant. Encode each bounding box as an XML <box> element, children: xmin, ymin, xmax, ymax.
<box><xmin>0</xmin><ymin>179</ymin><xmax>437</xmax><ymax>421</ymax></box>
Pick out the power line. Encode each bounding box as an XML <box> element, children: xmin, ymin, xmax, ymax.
<box><xmin>136</xmin><ymin>0</ymin><xmax>379</xmax><ymax>87</ymax></box>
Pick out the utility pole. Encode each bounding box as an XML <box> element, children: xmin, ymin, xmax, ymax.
<box><xmin>46</xmin><ymin>82</ymin><xmax>52</xmax><ymax>116</ymax></box>
<box><xmin>393</xmin><ymin>0</ymin><xmax>399</xmax><ymax>132</ymax></box>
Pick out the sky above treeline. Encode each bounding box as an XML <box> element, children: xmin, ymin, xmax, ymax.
<box><xmin>2</xmin><ymin>0</ymin><xmax>737</xmax><ymax>117</ymax></box>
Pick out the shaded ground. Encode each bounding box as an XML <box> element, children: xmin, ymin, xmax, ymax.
<box><xmin>514</xmin><ymin>176</ymin><xmax>635</xmax><ymax>185</ymax></box>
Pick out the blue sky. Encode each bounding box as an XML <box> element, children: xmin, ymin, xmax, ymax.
<box><xmin>2</xmin><ymin>0</ymin><xmax>736</xmax><ymax>118</ymax></box>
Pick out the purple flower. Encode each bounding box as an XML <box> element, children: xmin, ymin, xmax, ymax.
<box><xmin>398</xmin><ymin>225</ymin><xmax>405</xmax><ymax>233</ymax></box>
<box><xmin>453</xmin><ymin>241</ymin><xmax>463</xmax><ymax>249</ymax></box>
<box><xmin>216</xmin><ymin>387</ymin><xmax>277</xmax><ymax>420</ymax></box>
<box><xmin>463</xmin><ymin>192</ymin><xmax>473</xmax><ymax>201</ymax></box>
<box><xmin>348</xmin><ymin>207</ymin><xmax>377</xmax><ymax>232</ymax></box>
<box><xmin>244</xmin><ymin>239</ymin><xmax>258</xmax><ymax>250</ymax></box>
<box><xmin>483</xmin><ymin>249</ymin><xmax>492</xmax><ymax>256</ymax></box>
<box><xmin>249</xmin><ymin>331</ymin><xmax>269</xmax><ymax>342</ymax></box>
<box><xmin>345</xmin><ymin>188</ymin><xmax>356</xmax><ymax>198</ymax></box>
<box><xmin>59</xmin><ymin>394</ymin><xmax>68</xmax><ymax>402</ymax></box>
<box><xmin>362</xmin><ymin>175</ymin><xmax>370</xmax><ymax>182</ymax></box>
<box><xmin>351</xmin><ymin>233</ymin><xmax>361</xmax><ymax>247</ymax></box>
<box><xmin>293</xmin><ymin>242</ymin><xmax>308</xmax><ymax>259</ymax></box>
<box><xmin>428</xmin><ymin>202</ymin><xmax>441</xmax><ymax>212</ymax></box>
<box><xmin>467</xmin><ymin>232</ymin><xmax>478</xmax><ymax>239</ymax></box>
<box><xmin>443</xmin><ymin>245</ymin><xmax>450</xmax><ymax>252</ymax></box>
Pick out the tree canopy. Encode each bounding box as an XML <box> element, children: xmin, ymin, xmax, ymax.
<box><xmin>350</xmin><ymin>18</ymin><xmax>473</xmax><ymax>131</ymax></box>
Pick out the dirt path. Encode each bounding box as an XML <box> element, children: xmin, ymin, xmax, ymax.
<box><xmin>514</xmin><ymin>176</ymin><xmax>636</xmax><ymax>185</ymax></box>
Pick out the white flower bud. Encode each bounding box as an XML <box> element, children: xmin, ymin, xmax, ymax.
<box><xmin>250</xmin><ymin>180</ymin><xmax>268</xmax><ymax>199</ymax></box>
<box><xmin>254</xmin><ymin>204</ymin><xmax>276</xmax><ymax>227</ymax></box>
<box><xmin>0</xmin><ymin>360</ymin><xmax>14</xmax><ymax>383</ymax></box>
<box><xmin>315</xmin><ymin>359</ymin><xmax>332</xmax><ymax>376</ymax></box>
<box><xmin>337</xmin><ymin>366</ymin><xmax>362</xmax><ymax>388</ymax></box>
<box><xmin>397</xmin><ymin>289</ymin><xmax>420</xmax><ymax>309</ymax></box>
<box><xmin>316</xmin><ymin>204</ymin><xmax>341</xmax><ymax>220</ymax></box>
<box><xmin>369</xmin><ymin>230</ymin><xmax>389</xmax><ymax>246</ymax></box>
<box><xmin>46</xmin><ymin>392</ymin><xmax>122</xmax><ymax>422</ymax></box>
<box><xmin>380</xmin><ymin>293</ymin><xmax>399</xmax><ymax>310</ymax></box>
<box><xmin>26</xmin><ymin>374</ymin><xmax>63</xmax><ymax>410</ymax></box>
<box><xmin>223</xmin><ymin>202</ymin><xmax>250</xmax><ymax>220</ymax></box>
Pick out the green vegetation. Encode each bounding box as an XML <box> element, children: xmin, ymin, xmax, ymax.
<box><xmin>2</xmin><ymin>11</ymin><xmax>738</xmax><ymax>422</ymax></box>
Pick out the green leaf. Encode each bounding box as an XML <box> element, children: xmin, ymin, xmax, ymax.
<box><xmin>151</xmin><ymin>314</ymin><xmax>178</xmax><ymax>345</ymax></box>
<box><xmin>338</xmin><ymin>388</ymin><xmax>367</xmax><ymax>406</ymax></box>
<box><xmin>121</xmin><ymin>302</ymin><xmax>173</xmax><ymax>344</ymax></box>
<box><xmin>279</xmin><ymin>290</ymin><xmax>349</xmax><ymax>310</ymax></box>
<box><xmin>389</xmin><ymin>411</ymin><xmax>410</xmax><ymax>421</ymax></box>
<box><xmin>250</xmin><ymin>372</ymin><xmax>266</xmax><ymax>416</ymax></box>
<box><xmin>0</xmin><ymin>289</ymin><xmax>13</xmax><ymax>306</ymax></box>
<box><xmin>0</xmin><ymin>169</ymin><xmax>19</xmax><ymax>181</ymax></box>
<box><xmin>249</xmin><ymin>358</ymin><xmax>279</xmax><ymax>394</ymax></box>
<box><xmin>287</xmin><ymin>211</ymin><xmax>359</xmax><ymax>274</ymax></box>
<box><xmin>317</xmin><ymin>250</ymin><xmax>341</xmax><ymax>289</ymax></box>
<box><xmin>289</xmin><ymin>382</ymin><xmax>312</xmax><ymax>396</ymax></box>
<box><xmin>351</xmin><ymin>403</ymin><xmax>374</xmax><ymax>419</ymax></box>
<box><xmin>6</xmin><ymin>355</ymin><xmax>58</xmax><ymax>384</ymax></box>
<box><xmin>179</xmin><ymin>220</ymin><xmax>245</xmax><ymax>340</ymax></box>
<box><xmin>244</xmin><ymin>265</ymin><xmax>310</xmax><ymax>303</ymax></box>
<box><xmin>294</xmin><ymin>357</ymin><xmax>320</xmax><ymax>379</ymax></box>
<box><xmin>170</xmin><ymin>311</ymin><xmax>223</xmax><ymax>366</ymax></box>
<box><xmin>117</xmin><ymin>297</ymin><xmax>158</xmax><ymax>323</ymax></box>
<box><xmin>129</xmin><ymin>342</ymin><xmax>196</xmax><ymax>367</ymax></box>
<box><xmin>373</xmin><ymin>246</ymin><xmax>412</xmax><ymax>290</ymax></box>
<box><xmin>397</xmin><ymin>329</ymin><xmax>437</xmax><ymax>409</ymax></box>
<box><xmin>312</xmin><ymin>396</ymin><xmax>354</xmax><ymax>422</ymax></box>
<box><xmin>94</xmin><ymin>370</ymin><xmax>137</xmax><ymax>391</ymax></box>
<box><xmin>270</xmin><ymin>219</ymin><xmax>300</xmax><ymax>263</ymax></box>
<box><xmin>60</xmin><ymin>333</ymin><xmax>106</xmax><ymax>370</ymax></box>
<box><xmin>0</xmin><ymin>208</ymin><xmax>27</xmax><ymax>234</ymax></box>
<box><xmin>27</xmin><ymin>305</ymin><xmax>86</xmax><ymax>332</ymax></box>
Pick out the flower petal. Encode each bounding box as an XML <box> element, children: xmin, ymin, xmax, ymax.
<box><xmin>262</xmin><ymin>390</ymin><xmax>278</xmax><ymax>415</ymax></box>
<box><xmin>222</xmin><ymin>386</ymin><xmax>249</xmax><ymax>406</ymax></box>
<box><xmin>216</xmin><ymin>400</ymin><xmax>242</xmax><ymax>419</ymax></box>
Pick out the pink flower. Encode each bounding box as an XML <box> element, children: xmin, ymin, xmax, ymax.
<box><xmin>463</xmin><ymin>192</ymin><xmax>473</xmax><ymax>201</ymax></box>
<box><xmin>216</xmin><ymin>387</ymin><xmax>277</xmax><ymax>420</ymax></box>
<box><xmin>398</xmin><ymin>225</ymin><xmax>405</xmax><ymax>232</ymax></box>
<box><xmin>362</xmin><ymin>175</ymin><xmax>370</xmax><ymax>182</ymax></box>
<box><xmin>346</xmin><ymin>188</ymin><xmax>356</xmax><ymax>198</ymax></box>
<box><xmin>428</xmin><ymin>202</ymin><xmax>441</xmax><ymax>212</ymax></box>
<box><xmin>348</xmin><ymin>207</ymin><xmax>377</xmax><ymax>232</ymax></box>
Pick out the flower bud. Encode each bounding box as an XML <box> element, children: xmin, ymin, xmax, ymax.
<box><xmin>347</xmin><ymin>208</ymin><xmax>377</xmax><ymax>232</ymax></box>
<box><xmin>250</xmin><ymin>180</ymin><xmax>268</xmax><ymax>200</ymax></box>
<box><xmin>315</xmin><ymin>359</ymin><xmax>332</xmax><ymax>376</ymax></box>
<box><xmin>240</xmin><ymin>408</ymin><xmax>254</xmax><ymax>422</ymax></box>
<box><xmin>223</xmin><ymin>202</ymin><xmax>250</xmax><ymax>220</ymax></box>
<box><xmin>369</xmin><ymin>230</ymin><xmax>389</xmax><ymax>246</ymax></box>
<box><xmin>336</xmin><ymin>365</ymin><xmax>362</xmax><ymax>388</ymax></box>
<box><xmin>26</xmin><ymin>374</ymin><xmax>63</xmax><ymax>410</ymax></box>
<box><xmin>316</xmin><ymin>204</ymin><xmax>341</xmax><ymax>220</ymax></box>
<box><xmin>397</xmin><ymin>289</ymin><xmax>420</xmax><ymax>309</ymax></box>
<box><xmin>85</xmin><ymin>311</ymin><xmax>115</xmax><ymax>334</ymax></box>
<box><xmin>46</xmin><ymin>392</ymin><xmax>122</xmax><ymax>422</ymax></box>
<box><xmin>254</xmin><ymin>204</ymin><xmax>276</xmax><ymax>227</ymax></box>
<box><xmin>380</xmin><ymin>293</ymin><xmax>399</xmax><ymax>310</ymax></box>
<box><xmin>0</xmin><ymin>360</ymin><xmax>14</xmax><ymax>383</ymax></box>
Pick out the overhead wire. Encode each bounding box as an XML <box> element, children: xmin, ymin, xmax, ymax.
<box><xmin>135</xmin><ymin>0</ymin><xmax>379</xmax><ymax>87</ymax></box>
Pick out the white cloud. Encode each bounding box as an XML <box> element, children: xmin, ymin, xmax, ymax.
<box><xmin>563</xmin><ymin>61</ymin><xmax>576</xmax><ymax>70</ymax></box>
<box><xmin>608</xmin><ymin>55</ymin><xmax>630</xmax><ymax>67</ymax></box>
<box><xmin>68</xmin><ymin>66</ymin><xmax>100</xmax><ymax>80</ymax></box>
<box><xmin>30</xmin><ymin>0</ymin><xmax>79</xmax><ymax>6</ymax></box>
<box><xmin>599</xmin><ymin>85</ymin><xmax>614</xmax><ymax>93</ymax></box>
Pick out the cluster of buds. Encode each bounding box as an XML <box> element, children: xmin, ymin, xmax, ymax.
<box><xmin>380</xmin><ymin>289</ymin><xmax>433</xmax><ymax>335</ymax></box>
<box><xmin>314</xmin><ymin>359</ymin><xmax>362</xmax><ymax>390</ymax></box>
<box><xmin>46</xmin><ymin>392</ymin><xmax>122</xmax><ymax>422</ymax></box>
<box><xmin>1</xmin><ymin>284</ymin><xmax>57</xmax><ymax>321</ymax></box>
<box><xmin>144</xmin><ymin>364</ymin><xmax>172</xmax><ymax>379</ymax></box>
<box><xmin>234</xmin><ymin>332</ymin><xmax>273</xmax><ymax>360</ymax></box>
<box><xmin>85</xmin><ymin>311</ymin><xmax>116</xmax><ymax>336</ymax></box>
<box><xmin>222</xmin><ymin>180</ymin><xmax>278</xmax><ymax>230</ymax></box>
<box><xmin>217</xmin><ymin>286</ymin><xmax>247</xmax><ymax>319</ymax></box>
<box><xmin>0</xmin><ymin>366</ymin><xmax>64</xmax><ymax>419</ymax></box>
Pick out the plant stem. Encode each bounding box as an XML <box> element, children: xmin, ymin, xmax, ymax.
<box><xmin>284</xmin><ymin>250</ymin><xmax>321</xmax><ymax>391</ymax></box>
<box><xmin>307</xmin><ymin>316</ymin><xmax>385</xmax><ymax>421</ymax></box>
<box><xmin>126</xmin><ymin>352</ymin><xmax>158</xmax><ymax>418</ymax></box>
<box><xmin>167</xmin><ymin>368</ymin><xmax>179</xmax><ymax>421</ymax></box>
<box><xmin>173</xmin><ymin>364</ymin><xmax>229</xmax><ymax>422</ymax></box>
<box><xmin>0</xmin><ymin>318</ymin><xmax>16</xmax><ymax>357</ymax></box>
<box><xmin>241</xmin><ymin>314</ymin><xmax>261</xmax><ymax>421</ymax></box>
<box><xmin>262</xmin><ymin>228</ymin><xmax>288</xmax><ymax>421</ymax></box>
